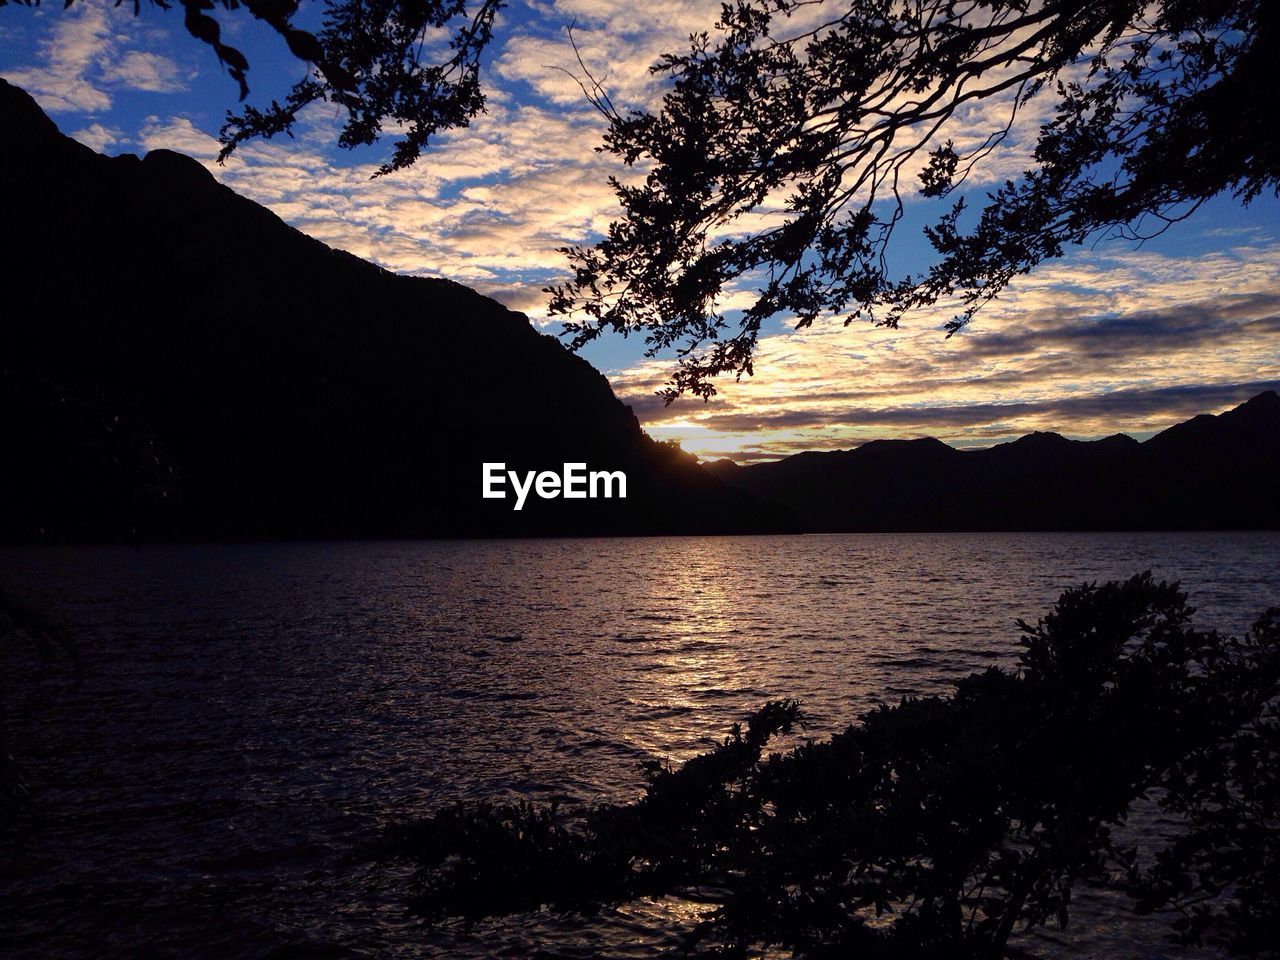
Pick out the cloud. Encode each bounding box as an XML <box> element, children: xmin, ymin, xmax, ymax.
<box><xmin>102</xmin><ymin>50</ymin><xmax>186</xmax><ymax>93</ymax></box>
<box><xmin>610</xmin><ymin>243</ymin><xmax>1280</xmax><ymax>461</ymax></box>
<box><xmin>138</xmin><ymin>115</ymin><xmax>220</xmax><ymax>159</ymax></box>
<box><xmin>186</xmin><ymin>98</ymin><xmax>626</xmax><ymax>295</ymax></box>
<box><xmin>48</xmin><ymin>0</ymin><xmax>1096</xmax><ymax>337</ymax></box>
<box><xmin>70</xmin><ymin>120</ymin><xmax>125</xmax><ymax>152</ymax></box>
<box><xmin>0</xmin><ymin>1</ymin><xmax>190</xmax><ymax>114</ymax></box>
<box><xmin>15</xmin><ymin>0</ymin><xmax>1269</xmax><ymax>465</ymax></box>
<box><xmin>2</xmin><ymin>3</ymin><xmax>115</xmax><ymax>112</ymax></box>
<box><xmin>961</xmin><ymin>296</ymin><xmax>1280</xmax><ymax>360</ymax></box>
<box><xmin>641</xmin><ymin>380</ymin><xmax>1280</xmax><ymax>439</ymax></box>
<box><xmin>174</xmin><ymin>94</ymin><xmax>1272</xmax><ymax>466</ymax></box>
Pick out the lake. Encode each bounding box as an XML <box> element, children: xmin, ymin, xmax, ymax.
<box><xmin>3</xmin><ymin>533</ymin><xmax>1279</xmax><ymax>958</ymax></box>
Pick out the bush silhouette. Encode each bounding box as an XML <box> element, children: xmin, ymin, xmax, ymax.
<box><xmin>380</xmin><ymin>574</ymin><xmax>1280</xmax><ymax>958</ymax></box>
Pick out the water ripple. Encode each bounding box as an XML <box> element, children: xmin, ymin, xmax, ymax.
<box><xmin>3</xmin><ymin>532</ymin><xmax>1278</xmax><ymax>958</ymax></box>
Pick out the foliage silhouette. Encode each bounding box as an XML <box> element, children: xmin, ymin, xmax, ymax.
<box><xmin>379</xmin><ymin>574</ymin><xmax>1280</xmax><ymax>957</ymax></box>
<box><xmin>548</xmin><ymin>0</ymin><xmax>1279</xmax><ymax>399</ymax></box>
<box><xmin>1</xmin><ymin>0</ymin><xmax>502</xmax><ymax>174</ymax></box>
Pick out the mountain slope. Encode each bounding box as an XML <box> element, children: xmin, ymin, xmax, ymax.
<box><xmin>707</xmin><ymin>393</ymin><xmax>1280</xmax><ymax>531</ymax></box>
<box><xmin>0</xmin><ymin>79</ymin><xmax>785</xmax><ymax>541</ymax></box>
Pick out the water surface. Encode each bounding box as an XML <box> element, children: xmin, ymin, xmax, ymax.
<box><xmin>3</xmin><ymin>533</ymin><xmax>1278</xmax><ymax>958</ymax></box>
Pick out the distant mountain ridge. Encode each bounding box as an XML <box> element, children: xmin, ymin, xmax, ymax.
<box><xmin>705</xmin><ymin>391</ymin><xmax>1280</xmax><ymax>531</ymax></box>
<box><xmin>0</xmin><ymin>79</ymin><xmax>786</xmax><ymax>541</ymax></box>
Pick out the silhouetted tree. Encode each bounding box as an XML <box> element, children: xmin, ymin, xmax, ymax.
<box><xmin>1</xmin><ymin>0</ymin><xmax>501</xmax><ymax>174</ymax></box>
<box><xmin>6</xmin><ymin>2</ymin><xmax>1274</xmax><ymax>388</ymax></box>
<box><xmin>549</xmin><ymin>0</ymin><xmax>1278</xmax><ymax>399</ymax></box>
<box><xmin>1131</xmin><ymin>661</ymin><xmax>1280</xmax><ymax>955</ymax></box>
<box><xmin>378</xmin><ymin>575</ymin><xmax>1280</xmax><ymax>957</ymax></box>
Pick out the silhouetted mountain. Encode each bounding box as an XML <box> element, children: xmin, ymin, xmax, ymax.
<box><xmin>4</xmin><ymin>80</ymin><xmax>1273</xmax><ymax>540</ymax></box>
<box><xmin>0</xmin><ymin>80</ymin><xmax>788</xmax><ymax>541</ymax></box>
<box><xmin>706</xmin><ymin>392</ymin><xmax>1280</xmax><ymax>531</ymax></box>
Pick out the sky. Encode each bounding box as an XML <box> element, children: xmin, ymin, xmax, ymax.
<box><xmin>2</xmin><ymin>0</ymin><xmax>1277</xmax><ymax>462</ymax></box>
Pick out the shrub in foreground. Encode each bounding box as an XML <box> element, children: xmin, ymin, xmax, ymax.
<box><xmin>380</xmin><ymin>574</ymin><xmax>1280</xmax><ymax>958</ymax></box>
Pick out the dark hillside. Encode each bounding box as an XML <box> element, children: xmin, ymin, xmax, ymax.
<box><xmin>0</xmin><ymin>79</ymin><xmax>785</xmax><ymax>541</ymax></box>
